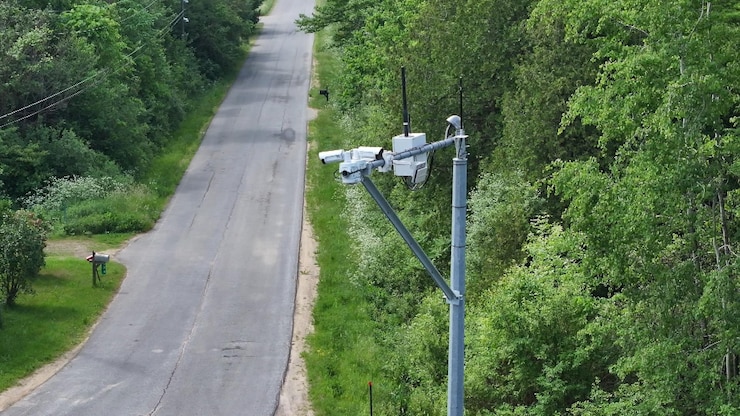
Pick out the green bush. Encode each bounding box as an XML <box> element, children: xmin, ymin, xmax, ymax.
<box><xmin>62</xmin><ymin>188</ymin><xmax>158</xmax><ymax>235</ymax></box>
<box><xmin>23</xmin><ymin>176</ymin><xmax>129</xmax><ymax>214</ymax></box>
<box><xmin>24</xmin><ymin>176</ymin><xmax>159</xmax><ymax>235</ymax></box>
<box><xmin>0</xmin><ymin>210</ymin><xmax>48</xmax><ymax>306</ymax></box>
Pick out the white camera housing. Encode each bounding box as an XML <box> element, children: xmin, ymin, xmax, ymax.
<box><xmin>318</xmin><ymin>149</ymin><xmax>346</xmax><ymax>164</ymax></box>
<box><xmin>392</xmin><ymin>132</ymin><xmax>427</xmax><ymax>177</ymax></box>
<box><xmin>355</xmin><ymin>146</ymin><xmax>383</xmax><ymax>161</ymax></box>
<box><xmin>339</xmin><ymin>159</ymin><xmax>367</xmax><ymax>184</ymax></box>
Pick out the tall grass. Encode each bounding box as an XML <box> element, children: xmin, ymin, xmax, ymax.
<box><xmin>304</xmin><ymin>32</ymin><xmax>390</xmax><ymax>415</ymax></box>
<box><xmin>23</xmin><ymin>176</ymin><xmax>160</xmax><ymax>236</ymax></box>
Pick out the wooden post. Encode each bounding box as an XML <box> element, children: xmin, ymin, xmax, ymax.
<box><xmin>91</xmin><ymin>251</ymin><xmax>96</xmax><ymax>287</ymax></box>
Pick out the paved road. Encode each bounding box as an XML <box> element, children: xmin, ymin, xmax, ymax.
<box><xmin>2</xmin><ymin>0</ymin><xmax>315</xmax><ymax>414</ymax></box>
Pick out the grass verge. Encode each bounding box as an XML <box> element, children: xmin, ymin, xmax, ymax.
<box><xmin>259</xmin><ymin>0</ymin><xmax>276</xmax><ymax>15</ymax></box>
<box><xmin>303</xmin><ymin>31</ymin><xmax>387</xmax><ymax>415</ymax></box>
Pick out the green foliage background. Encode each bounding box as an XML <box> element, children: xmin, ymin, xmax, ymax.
<box><xmin>0</xmin><ymin>0</ymin><xmax>263</xmax><ymax>210</ymax></box>
<box><xmin>301</xmin><ymin>0</ymin><xmax>740</xmax><ymax>414</ymax></box>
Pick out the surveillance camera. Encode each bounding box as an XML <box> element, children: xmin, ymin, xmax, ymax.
<box><xmin>356</xmin><ymin>146</ymin><xmax>384</xmax><ymax>161</ymax></box>
<box><xmin>318</xmin><ymin>149</ymin><xmax>345</xmax><ymax>164</ymax></box>
<box><xmin>446</xmin><ymin>115</ymin><xmax>462</xmax><ymax>130</ymax></box>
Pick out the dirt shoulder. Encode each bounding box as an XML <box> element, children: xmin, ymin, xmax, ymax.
<box><xmin>275</xmin><ymin>203</ymin><xmax>318</xmax><ymax>416</ymax></box>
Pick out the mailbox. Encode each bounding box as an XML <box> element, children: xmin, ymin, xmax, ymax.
<box><xmin>87</xmin><ymin>253</ymin><xmax>110</xmax><ymax>263</ymax></box>
<box><xmin>87</xmin><ymin>251</ymin><xmax>110</xmax><ymax>287</ymax></box>
<box><xmin>93</xmin><ymin>253</ymin><xmax>110</xmax><ymax>263</ymax></box>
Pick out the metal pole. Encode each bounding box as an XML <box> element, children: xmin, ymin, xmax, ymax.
<box><xmin>181</xmin><ymin>0</ymin><xmax>187</xmax><ymax>39</ymax></box>
<box><xmin>91</xmin><ymin>251</ymin><xmax>96</xmax><ymax>287</ymax></box>
<box><xmin>448</xmin><ymin>130</ymin><xmax>467</xmax><ymax>416</ymax></box>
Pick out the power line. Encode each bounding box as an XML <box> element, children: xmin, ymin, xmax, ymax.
<box><xmin>0</xmin><ymin>70</ymin><xmax>106</xmax><ymax>122</ymax></box>
<box><xmin>0</xmin><ymin>10</ymin><xmax>187</xmax><ymax>130</ymax></box>
<box><xmin>118</xmin><ymin>0</ymin><xmax>160</xmax><ymax>25</ymax></box>
<box><xmin>0</xmin><ymin>71</ymin><xmax>110</xmax><ymax>130</ymax></box>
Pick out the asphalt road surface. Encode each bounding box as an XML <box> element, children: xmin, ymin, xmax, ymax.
<box><xmin>2</xmin><ymin>0</ymin><xmax>315</xmax><ymax>414</ymax></box>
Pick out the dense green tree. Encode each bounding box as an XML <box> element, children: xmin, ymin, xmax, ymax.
<box><xmin>185</xmin><ymin>0</ymin><xmax>262</xmax><ymax>79</ymax></box>
<box><xmin>0</xmin><ymin>1</ymin><xmax>128</xmax><ymax>195</ymax></box>
<box><xmin>494</xmin><ymin>10</ymin><xmax>600</xmax><ymax>182</ymax></box>
<box><xmin>0</xmin><ymin>2</ymin><xmax>95</xmax><ymax>127</ymax></box>
<box><xmin>466</xmin><ymin>222</ymin><xmax>615</xmax><ymax>415</ymax></box>
<box><xmin>302</xmin><ymin>0</ymin><xmax>740</xmax><ymax>414</ymax></box>
<box><xmin>58</xmin><ymin>3</ymin><xmax>153</xmax><ymax>170</ymax></box>
<box><xmin>466</xmin><ymin>171</ymin><xmax>543</xmax><ymax>297</ymax></box>
<box><xmin>0</xmin><ymin>128</ymin><xmax>52</xmax><ymax>199</ymax></box>
<box><xmin>0</xmin><ymin>0</ymin><xmax>260</xmax><ymax>198</ymax></box>
<box><xmin>113</xmin><ymin>0</ymin><xmax>199</xmax><ymax>143</ymax></box>
<box><xmin>296</xmin><ymin>0</ymin><xmax>377</xmax><ymax>45</ymax></box>
<box><xmin>541</xmin><ymin>0</ymin><xmax>740</xmax><ymax>413</ymax></box>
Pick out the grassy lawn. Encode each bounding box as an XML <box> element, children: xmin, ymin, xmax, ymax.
<box><xmin>0</xmin><ymin>256</ymin><xmax>124</xmax><ymax>391</ymax></box>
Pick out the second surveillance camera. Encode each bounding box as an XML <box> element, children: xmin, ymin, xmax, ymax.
<box><xmin>318</xmin><ymin>149</ymin><xmax>345</xmax><ymax>164</ymax></box>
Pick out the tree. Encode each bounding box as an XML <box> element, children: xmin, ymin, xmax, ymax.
<box><xmin>494</xmin><ymin>9</ymin><xmax>600</xmax><ymax>182</ymax></box>
<box><xmin>0</xmin><ymin>1</ymin><xmax>95</xmax><ymax>127</ymax></box>
<box><xmin>466</xmin><ymin>222</ymin><xmax>615</xmax><ymax>415</ymax></box>
<box><xmin>185</xmin><ymin>0</ymin><xmax>262</xmax><ymax>79</ymax></box>
<box><xmin>296</xmin><ymin>0</ymin><xmax>377</xmax><ymax>44</ymax></box>
<box><xmin>541</xmin><ymin>0</ymin><xmax>740</xmax><ymax>412</ymax></box>
<box><xmin>0</xmin><ymin>210</ymin><xmax>47</xmax><ymax>306</ymax></box>
<box><xmin>467</xmin><ymin>170</ymin><xmax>543</xmax><ymax>297</ymax></box>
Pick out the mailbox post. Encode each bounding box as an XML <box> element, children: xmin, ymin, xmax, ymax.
<box><xmin>86</xmin><ymin>251</ymin><xmax>110</xmax><ymax>287</ymax></box>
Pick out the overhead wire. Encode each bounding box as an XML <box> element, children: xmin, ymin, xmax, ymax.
<box><xmin>0</xmin><ymin>71</ymin><xmax>110</xmax><ymax>130</ymax></box>
<box><xmin>0</xmin><ymin>9</ymin><xmax>186</xmax><ymax>130</ymax></box>
<box><xmin>0</xmin><ymin>70</ymin><xmax>106</xmax><ymax>122</ymax></box>
<box><xmin>118</xmin><ymin>0</ymin><xmax>161</xmax><ymax>25</ymax></box>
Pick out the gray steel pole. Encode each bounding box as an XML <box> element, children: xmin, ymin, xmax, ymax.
<box><xmin>448</xmin><ymin>130</ymin><xmax>467</xmax><ymax>416</ymax></box>
<box><xmin>181</xmin><ymin>0</ymin><xmax>187</xmax><ymax>39</ymax></box>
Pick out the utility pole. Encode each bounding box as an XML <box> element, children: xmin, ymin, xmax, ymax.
<box><xmin>318</xmin><ymin>69</ymin><xmax>468</xmax><ymax>416</ymax></box>
<box><xmin>181</xmin><ymin>0</ymin><xmax>189</xmax><ymax>39</ymax></box>
<box><xmin>448</xmin><ymin>115</ymin><xmax>466</xmax><ymax>416</ymax></box>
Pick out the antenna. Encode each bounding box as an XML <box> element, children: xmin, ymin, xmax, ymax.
<box><xmin>401</xmin><ymin>67</ymin><xmax>410</xmax><ymax>137</ymax></box>
<box><xmin>458</xmin><ymin>76</ymin><xmax>464</xmax><ymax>130</ymax></box>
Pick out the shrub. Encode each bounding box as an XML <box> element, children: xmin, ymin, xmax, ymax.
<box><xmin>23</xmin><ymin>176</ymin><xmax>130</xmax><ymax>214</ymax></box>
<box><xmin>62</xmin><ymin>186</ymin><xmax>158</xmax><ymax>235</ymax></box>
<box><xmin>0</xmin><ymin>210</ymin><xmax>48</xmax><ymax>306</ymax></box>
<box><xmin>23</xmin><ymin>176</ymin><xmax>159</xmax><ymax>235</ymax></box>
